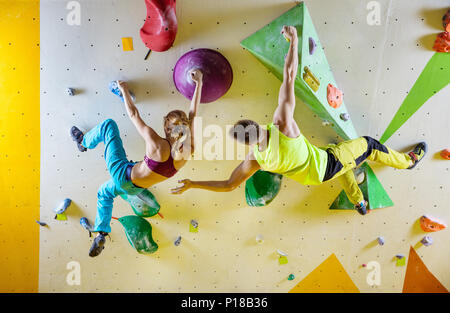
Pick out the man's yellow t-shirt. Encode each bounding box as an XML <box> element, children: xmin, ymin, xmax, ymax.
<box><xmin>253</xmin><ymin>123</ymin><xmax>328</xmax><ymax>185</ymax></box>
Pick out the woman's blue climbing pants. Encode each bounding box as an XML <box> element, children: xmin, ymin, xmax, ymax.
<box><xmin>82</xmin><ymin>119</ymin><xmax>144</xmax><ymax>233</ymax></box>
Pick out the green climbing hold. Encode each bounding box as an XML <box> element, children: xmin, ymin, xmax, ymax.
<box><xmin>117</xmin><ymin>215</ymin><xmax>158</xmax><ymax>254</ymax></box>
<box><xmin>288</xmin><ymin>274</ymin><xmax>295</xmax><ymax>281</ymax></box>
<box><xmin>121</xmin><ymin>189</ymin><xmax>160</xmax><ymax>217</ymax></box>
<box><xmin>245</xmin><ymin>170</ymin><xmax>283</xmax><ymax>207</ymax></box>
<box><xmin>330</xmin><ymin>162</ymin><xmax>393</xmax><ymax>211</ymax></box>
<box><xmin>380</xmin><ymin>52</ymin><xmax>450</xmax><ymax>144</ymax></box>
<box><xmin>241</xmin><ymin>3</ymin><xmax>358</xmax><ymax>140</ymax></box>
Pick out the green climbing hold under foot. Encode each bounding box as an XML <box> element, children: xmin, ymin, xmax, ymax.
<box><xmin>246</xmin><ymin>170</ymin><xmax>283</xmax><ymax>207</ymax></box>
<box><xmin>120</xmin><ymin>189</ymin><xmax>160</xmax><ymax>218</ymax></box>
<box><xmin>329</xmin><ymin>162</ymin><xmax>394</xmax><ymax>211</ymax></box>
<box><xmin>115</xmin><ymin>215</ymin><xmax>158</xmax><ymax>254</ymax></box>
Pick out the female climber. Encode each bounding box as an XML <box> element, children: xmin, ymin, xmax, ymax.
<box><xmin>70</xmin><ymin>70</ymin><xmax>203</xmax><ymax>257</ymax></box>
<box><xmin>171</xmin><ymin>26</ymin><xmax>427</xmax><ymax>215</ymax></box>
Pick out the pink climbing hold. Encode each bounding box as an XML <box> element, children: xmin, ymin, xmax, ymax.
<box><xmin>326</xmin><ymin>83</ymin><xmax>343</xmax><ymax>108</ymax></box>
<box><xmin>440</xmin><ymin>148</ymin><xmax>450</xmax><ymax>160</ymax></box>
<box><xmin>432</xmin><ymin>32</ymin><xmax>450</xmax><ymax>53</ymax></box>
<box><xmin>140</xmin><ymin>0</ymin><xmax>177</xmax><ymax>52</ymax></box>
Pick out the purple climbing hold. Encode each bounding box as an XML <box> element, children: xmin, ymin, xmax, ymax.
<box><xmin>421</xmin><ymin>236</ymin><xmax>433</xmax><ymax>246</ymax></box>
<box><xmin>173</xmin><ymin>48</ymin><xmax>233</xmax><ymax>103</ymax></box>
<box><xmin>309</xmin><ymin>37</ymin><xmax>316</xmax><ymax>55</ymax></box>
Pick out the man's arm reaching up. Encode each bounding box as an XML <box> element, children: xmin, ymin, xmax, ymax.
<box><xmin>272</xmin><ymin>25</ymin><xmax>301</xmax><ymax>138</ymax></box>
<box><xmin>171</xmin><ymin>152</ymin><xmax>261</xmax><ymax>194</ymax></box>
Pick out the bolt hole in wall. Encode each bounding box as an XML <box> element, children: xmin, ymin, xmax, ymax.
<box><xmin>2</xmin><ymin>0</ymin><xmax>448</xmax><ymax>293</ymax></box>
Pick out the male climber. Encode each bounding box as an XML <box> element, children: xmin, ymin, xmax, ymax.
<box><xmin>171</xmin><ymin>26</ymin><xmax>427</xmax><ymax>215</ymax></box>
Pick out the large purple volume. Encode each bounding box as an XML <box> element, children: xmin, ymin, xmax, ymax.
<box><xmin>173</xmin><ymin>49</ymin><xmax>233</xmax><ymax>103</ymax></box>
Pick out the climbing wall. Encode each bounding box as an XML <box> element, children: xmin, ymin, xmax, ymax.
<box><xmin>5</xmin><ymin>0</ymin><xmax>446</xmax><ymax>292</ymax></box>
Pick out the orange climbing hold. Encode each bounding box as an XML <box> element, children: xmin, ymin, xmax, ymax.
<box><xmin>327</xmin><ymin>83</ymin><xmax>343</xmax><ymax>108</ymax></box>
<box><xmin>419</xmin><ymin>215</ymin><xmax>447</xmax><ymax>232</ymax></box>
<box><xmin>432</xmin><ymin>32</ymin><xmax>450</xmax><ymax>53</ymax></box>
<box><xmin>443</xmin><ymin>9</ymin><xmax>450</xmax><ymax>33</ymax></box>
<box><xmin>440</xmin><ymin>148</ymin><xmax>450</xmax><ymax>160</ymax></box>
<box><xmin>140</xmin><ymin>0</ymin><xmax>177</xmax><ymax>52</ymax></box>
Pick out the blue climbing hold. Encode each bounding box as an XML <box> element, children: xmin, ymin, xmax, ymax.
<box><xmin>80</xmin><ymin>217</ymin><xmax>94</xmax><ymax>237</ymax></box>
<box><xmin>109</xmin><ymin>81</ymin><xmax>136</xmax><ymax>102</ymax></box>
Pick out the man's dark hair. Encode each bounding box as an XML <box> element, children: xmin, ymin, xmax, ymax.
<box><xmin>230</xmin><ymin>119</ymin><xmax>261</xmax><ymax>145</ymax></box>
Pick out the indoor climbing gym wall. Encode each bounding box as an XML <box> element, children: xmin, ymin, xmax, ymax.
<box><xmin>1</xmin><ymin>0</ymin><xmax>449</xmax><ymax>293</ymax></box>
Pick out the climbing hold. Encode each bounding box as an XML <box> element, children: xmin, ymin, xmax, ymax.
<box><xmin>356</xmin><ymin>170</ymin><xmax>365</xmax><ymax>185</ymax></box>
<box><xmin>140</xmin><ymin>0</ymin><xmax>177</xmax><ymax>52</ymax></box>
<box><xmin>377</xmin><ymin>236</ymin><xmax>385</xmax><ymax>246</ymax></box>
<box><xmin>120</xmin><ymin>189</ymin><xmax>160</xmax><ymax>218</ymax></box>
<box><xmin>189</xmin><ymin>219</ymin><xmax>199</xmax><ymax>233</ymax></box>
<box><xmin>190</xmin><ymin>219</ymin><xmax>198</xmax><ymax>228</ymax></box>
<box><xmin>121</xmin><ymin>37</ymin><xmax>134</xmax><ymax>51</ymax></box>
<box><xmin>256</xmin><ymin>234</ymin><xmax>264</xmax><ymax>244</ymax></box>
<box><xmin>116</xmin><ymin>215</ymin><xmax>158</xmax><ymax>254</ymax></box>
<box><xmin>340</xmin><ymin>113</ymin><xmax>350</xmax><ymax>121</ymax></box>
<box><xmin>288</xmin><ymin>274</ymin><xmax>295</xmax><ymax>281</ymax></box>
<box><xmin>277</xmin><ymin>249</ymin><xmax>288</xmax><ymax>256</ymax></box>
<box><xmin>174</xmin><ymin>236</ymin><xmax>182</xmax><ymax>246</ymax></box>
<box><xmin>362</xmin><ymin>264</ymin><xmax>367</xmax><ymax>268</ymax></box>
<box><xmin>54</xmin><ymin>198</ymin><xmax>71</xmax><ymax>219</ymax></box>
<box><xmin>308</xmin><ymin>37</ymin><xmax>316</xmax><ymax>55</ymax></box>
<box><xmin>440</xmin><ymin>148</ymin><xmax>450</xmax><ymax>160</ymax></box>
<box><xmin>419</xmin><ymin>215</ymin><xmax>447</xmax><ymax>232</ymax></box>
<box><xmin>109</xmin><ymin>81</ymin><xmax>136</xmax><ymax>103</ymax></box>
<box><xmin>36</xmin><ymin>220</ymin><xmax>47</xmax><ymax>227</ymax></box>
<box><xmin>321</xmin><ymin>120</ymin><xmax>331</xmax><ymax>126</ymax></box>
<box><xmin>327</xmin><ymin>83</ymin><xmax>343</xmax><ymax>108</ymax></box>
<box><xmin>396</xmin><ymin>254</ymin><xmax>406</xmax><ymax>266</ymax></box>
<box><xmin>80</xmin><ymin>217</ymin><xmax>94</xmax><ymax>237</ymax></box>
<box><xmin>443</xmin><ymin>9</ymin><xmax>450</xmax><ymax>32</ymax></box>
<box><xmin>245</xmin><ymin>170</ymin><xmax>282</xmax><ymax>207</ymax></box>
<box><xmin>421</xmin><ymin>236</ymin><xmax>433</xmax><ymax>246</ymax></box>
<box><xmin>173</xmin><ymin>48</ymin><xmax>233</xmax><ymax>103</ymax></box>
<box><xmin>302</xmin><ymin>66</ymin><xmax>320</xmax><ymax>92</ymax></box>
<box><xmin>432</xmin><ymin>31</ymin><xmax>450</xmax><ymax>53</ymax></box>
<box><xmin>66</xmin><ymin>87</ymin><xmax>75</xmax><ymax>96</ymax></box>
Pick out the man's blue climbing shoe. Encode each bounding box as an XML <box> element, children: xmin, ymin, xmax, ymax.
<box><xmin>355</xmin><ymin>200</ymin><xmax>368</xmax><ymax>215</ymax></box>
<box><xmin>408</xmin><ymin>142</ymin><xmax>427</xmax><ymax>169</ymax></box>
<box><xmin>70</xmin><ymin>126</ymin><xmax>87</xmax><ymax>152</ymax></box>
<box><xmin>89</xmin><ymin>233</ymin><xmax>106</xmax><ymax>257</ymax></box>
<box><xmin>109</xmin><ymin>81</ymin><xmax>136</xmax><ymax>103</ymax></box>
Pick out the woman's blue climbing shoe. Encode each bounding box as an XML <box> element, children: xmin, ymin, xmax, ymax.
<box><xmin>109</xmin><ymin>81</ymin><xmax>136</xmax><ymax>103</ymax></box>
<box><xmin>70</xmin><ymin>126</ymin><xmax>87</xmax><ymax>152</ymax></box>
<box><xmin>89</xmin><ymin>233</ymin><xmax>106</xmax><ymax>257</ymax></box>
<box><xmin>408</xmin><ymin>142</ymin><xmax>427</xmax><ymax>169</ymax></box>
<box><xmin>355</xmin><ymin>200</ymin><xmax>368</xmax><ymax>215</ymax></box>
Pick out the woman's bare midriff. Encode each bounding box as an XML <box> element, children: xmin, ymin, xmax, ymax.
<box><xmin>130</xmin><ymin>159</ymin><xmax>187</xmax><ymax>188</ymax></box>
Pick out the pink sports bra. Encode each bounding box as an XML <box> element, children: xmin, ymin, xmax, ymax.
<box><xmin>144</xmin><ymin>152</ymin><xmax>178</xmax><ymax>178</ymax></box>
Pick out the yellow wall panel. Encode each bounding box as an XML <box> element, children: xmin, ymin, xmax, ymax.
<box><xmin>0</xmin><ymin>0</ymin><xmax>40</xmax><ymax>292</ymax></box>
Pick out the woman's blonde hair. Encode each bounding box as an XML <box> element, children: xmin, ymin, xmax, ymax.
<box><xmin>164</xmin><ymin>110</ymin><xmax>189</xmax><ymax>139</ymax></box>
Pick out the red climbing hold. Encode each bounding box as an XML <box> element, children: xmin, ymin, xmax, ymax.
<box><xmin>440</xmin><ymin>148</ymin><xmax>450</xmax><ymax>160</ymax></box>
<box><xmin>140</xmin><ymin>0</ymin><xmax>177</xmax><ymax>52</ymax></box>
<box><xmin>432</xmin><ymin>32</ymin><xmax>450</xmax><ymax>53</ymax></box>
<box><xmin>327</xmin><ymin>83</ymin><xmax>343</xmax><ymax>109</ymax></box>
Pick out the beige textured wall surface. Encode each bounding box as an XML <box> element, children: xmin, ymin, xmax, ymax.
<box><xmin>39</xmin><ymin>0</ymin><xmax>449</xmax><ymax>292</ymax></box>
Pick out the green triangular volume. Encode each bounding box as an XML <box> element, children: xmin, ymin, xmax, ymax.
<box><xmin>241</xmin><ymin>3</ymin><xmax>358</xmax><ymax>140</ymax></box>
<box><xmin>246</xmin><ymin>170</ymin><xmax>283</xmax><ymax>207</ymax></box>
<box><xmin>329</xmin><ymin>162</ymin><xmax>394</xmax><ymax>210</ymax></box>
